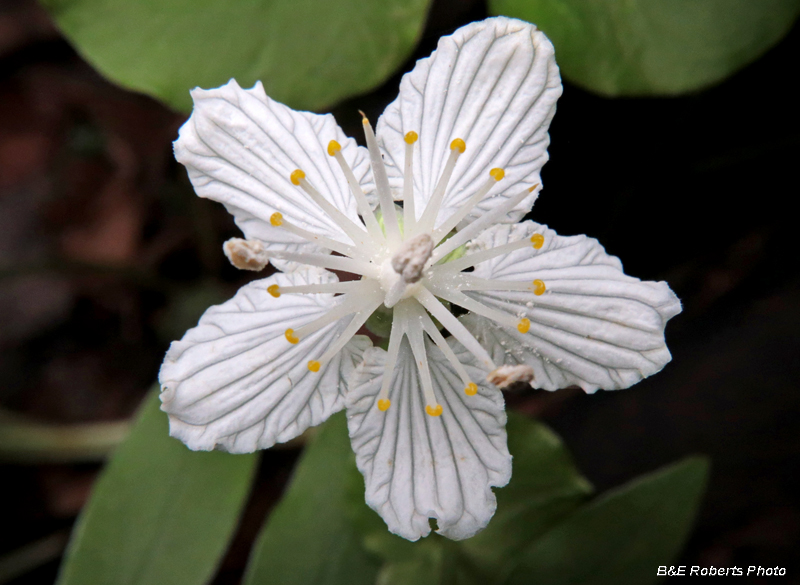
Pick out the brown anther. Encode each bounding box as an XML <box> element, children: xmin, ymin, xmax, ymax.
<box><xmin>487</xmin><ymin>364</ymin><xmax>535</xmax><ymax>389</ymax></box>
<box><xmin>223</xmin><ymin>238</ymin><xmax>269</xmax><ymax>271</ymax></box>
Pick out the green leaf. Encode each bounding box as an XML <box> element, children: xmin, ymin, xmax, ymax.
<box><xmin>489</xmin><ymin>0</ymin><xmax>800</xmax><ymax>96</ymax></box>
<box><xmin>242</xmin><ymin>412</ymin><xmax>380</xmax><ymax>585</ymax></box>
<box><xmin>56</xmin><ymin>389</ymin><xmax>258</xmax><ymax>585</ymax></box>
<box><xmin>376</xmin><ymin>539</ymin><xmax>484</xmax><ymax>585</ymax></box>
<box><xmin>460</xmin><ymin>411</ymin><xmax>593</xmax><ymax>579</ymax></box>
<box><xmin>360</xmin><ymin>412</ymin><xmax>592</xmax><ymax>585</ymax></box>
<box><xmin>40</xmin><ymin>0</ymin><xmax>431</xmax><ymax>113</ymax></box>
<box><xmin>505</xmin><ymin>456</ymin><xmax>710</xmax><ymax>585</ymax></box>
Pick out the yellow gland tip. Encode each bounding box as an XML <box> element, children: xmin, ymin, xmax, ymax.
<box><xmin>530</xmin><ymin>233</ymin><xmax>545</xmax><ymax>249</ymax></box>
<box><xmin>465</xmin><ymin>382</ymin><xmax>478</xmax><ymax>396</ymax></box>
<box><xmin>517</xmin><ymin>318</ymin><xmax>531</xmax><ymax>334</ymax></box>
<box><xmin>285</xmin><ymin>328</ymin><xmax>299</xmax><ymax>344</ymax></box>
<box><xmin>532</xmin><ymin>279</ymin><xmax>546</xmax><ymax>296</ymax></box>
<box><xmin>528</xmin><ymin>183</ymin><xmax>540</xmax><ymax>193</ymax></box>
<box><xmin>267</xmin><ymin>284</ymin><xmax>281</xmax><ymax>298</ymax></box>
<box><xmin>290</xmin><ymin>169</ymin><xmax>305</xmax><ymax>185</ymax></box>
<box><xmin>404</xmin><ymin>131</ymin><xmax>418</xmax><ymax>144</ymax></box>
<box><xmin>426</xmin><ymin>404</ymin><xmax>443</xmax><ymax>417</ymax></box>
<box><xmin>450</xmin><ymin>138</ymin><xmax>466</xmax><ymax>153</ymax></box>
<box><xmin>490</xmin><ymin>167</ymin><xmax>505</xmax><ymax>181</ymax></box>
<box><xmin>270</xmin><ymin>212</ymin><xmax>283</xmax><ymax>227</ymax></box>
<box><xmin>377</xmin><ymin>399</ymin><xmax>391</xmax><ymax>411</ymax></box>
<box><xmin>327</xmin><ymin>140</ymin><xmax>341</xmax><ymax>156</ymax></box>
<box><xmin>307</xmin><ymin>360</ymin><xmax>321</xmax><ymax>372</ymax></box>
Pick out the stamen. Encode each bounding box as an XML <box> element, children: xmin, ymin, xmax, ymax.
<box><xmin>293</xmin><ymin>286</ymin><xmax>380</xmax><ymax>340</ymax></box>
<box><xmin>223</xmin><ymin>238</ymin><xmax>269</xmax><ymax>271</ymax></box>
<box><xmin>453</xmin><ymin>274</ymin><xmax>539</xmax><ymax>293</ymax></box>
<box><xmin>487</xmin><ymin>364</ymin><xmax>535</xmax><ymax>388</ymax></box>
<box><xmin>291</xmin><ymin>170</ymin><xmax>370</xmax><ymax>246</ymax></box>
<box><xmin>429</xmin><ymin>287</ymin><xmax>523</xmax><ymax>331</ymax></box>
<box><xmin>269</xmin><ymin>210</ymin><xmax>364</xmax><ymax>260</ymax></box>
<box><xmin>406</xmin><ymin>311</ymin><xmax>440</xmax><ymax>415</ymax></box>
<box><xmin>403</xmin><ymin>131</ymin><xmax>418</xmax><ymax>230</ymax></box>
<box><xmin>265</xmin><ymin>249</ymin><xmax>379</xmax><ymax>278</ymax></box>
<box><xmin>465</xmin><ymin>383</ymin><xmax>478</xmax><ymax>396</ymax></box>
<box><xmin>426</xmin><ymin>405</ymin><xmax>443</xmax><ymax>417</ymax></box>
<box><xmin>285</xmin><ymin>329</ymin><xmax>299</xmax><ymax>344</ymax></box>
<box><xmin>431</xmin><ymin>168</ymin><xmax>505</xmax><ymax>244</ymax></box>
<box><xmin>531</xmin><ymin>233</ymin><xmax>545</xmax><ymax>249</ymax></box>
<box><xmin>414</xmin><ymin>304</ymin><xmax>473</xmax><ymax>391</ymax></box>
<box><xmin>361</xmin><ymin>114</ymin><xmax>401</xmax><ymax>247</ymax></box>
<box><xmin>378</xmin><ymin>399</ymin><xmax>391</xmax><ymax>411</ymax></box>
<box><xmin>416</xmin><ymin>138</ymin><xmax>465</xmax><ymax>235</ymax></box>
<box><xmin>327</xmin><ymin>140</ymin><xmax>385</xmax><ymax>243</ymax></box>
<box><xmin>267</xmin><ymin>284</ymin><xmax>280</xmax><ymax>298</ymax></box>
<box><xmin>518</xmin><ymin>318</ymin><xmax>530</xmax><ymax>333</ymax></box>
<box><xmin>414</xmin><ymin>288</ymin><xmax>495</xmax><ymax>371</ymax></box>
<box><xmin>308</xmin><ymin>360</ymin><xmax>321</xmax><ymax>372</ymax></box>
<box><xmin>278</xmin><ymin>280</ymin><xmax>371</xmax><ymax>295</ymax></box>
<box><xmin>376</xmin><ymin>311</ymin><xmax>405</xmax><ymax>410</ymax></box>
<box><xmin>312</xmin><ymin>293</ymin><xmax>384</xmax><ymax>367</ymax></box>
<box><xmin>429</xmin><ymin>184</ymin><xmax>539</xmax><ymax>265</ymax></box>
<box><xmin>438</xmin><ymin>237</ymin><xmax>535</xmax><ymax>273</ymax></box>
<box><xmin>532</xmin><ymin>279</ymin><xmax>546</xmax><ymax>295</ymax></box>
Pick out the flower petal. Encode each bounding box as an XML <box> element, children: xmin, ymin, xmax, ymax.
<box><xmin>174</xmin><ymin>79</ymin><xmax>374</xmax><ymax>268</ymax></box>
<box><xmin>461</xmin><ymin>222</ymin><xmax>681</xmax><ymax>392</ymax></box>
<box><xmin>159</xmin><ymin>267</ymin><xmax>371</xmax><ymax>453</ymax></box>
<box><xmin>346</xmin><ymin>338</ymin><xmax>511</xmax><ymax>541</ymax></box>
<box><xmin>377</xmin><ymin>17</ymin><xmax>561</xmax><ymax>227</ymax></box>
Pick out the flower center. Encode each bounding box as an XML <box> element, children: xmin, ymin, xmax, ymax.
<box><xmin>380</xmin><ymin>233</ymin><xmax>433</xmax><ymax>308</ymax></box>
<box><xmin>229</xmin><ymin>116</ymin><xmax>551</xmax><ymax>417</ymax></box>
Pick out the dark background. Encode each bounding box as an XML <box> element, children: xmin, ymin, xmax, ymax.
<box><xmin>1</xmin><ymin>0</ymin><xmax>798</xmax><ymax>582</ymax></box>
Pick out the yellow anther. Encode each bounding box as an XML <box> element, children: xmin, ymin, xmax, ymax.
<box><xmin>517</xmin><ymin>318</ymin><xmax>531</xmax><ymax>334</ymax></box>
<box><xmin>465</xmin><ymin>383</ymin><xmax>478</xmax><ymax>396</ymax></box>
<box><xmin>450</xmin><ymin>138</ymin><xmax>466</xmax><ymax>153</ymax></box>
<box><xmin>404</xmin><ymin>131</ymin><xmax>418</xmax><ymax>144</ymax></box>
<box><xmin>532</xmin><ymin>279</ymin><xmax>546</xmax><ymax>296</ymax></box>
<box><xmin>308</xmin><ymin>360</ymin><xmax>320</xmax><ymax>372</ymax></box>
<box><xmin>327</xmin><ymin>140</ymin><xmax>341</xmax><ymax>156</ymax></box>
<box><xmin>290</xmin><ymin>169</ymin><xmax>305</xmax><ymax>185</ymax></box>
<box><xmin>377</xmin><ymin>399</ymin><xmax>391</xmax><ymax>411</ymax></box>
<box><xmin>426</xmin><ymin>404</ymin><xmax>443</xmax><ymax>417</ymax></box>
<box><xmin>285</xmin><ymin>328</ymin><xmax>299</xmax><ymax>344</ymax></box>
<box><xmin>270</xmin><ymin>212</ymin><xmax>283</xmax><ymax>227</ymax></box>
<box><xmin>490</xmin><ymin>168</ymin><xmax>505</xmax><ymax>181</ymax></box>
<box><xmin>267</xmin><ymin>284</ymin><xmax>281</xmax><ymax>298</ymax></box>
<box><xmin>530</xmin><ymin>233</ymin><xmax>545</xmax><ymax>249</ymax></box>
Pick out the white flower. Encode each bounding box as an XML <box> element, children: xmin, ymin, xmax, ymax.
<box><xmin>159</xmin><ymin>16</ymin><xmax>681</xmax><ymax>541</ymax></box>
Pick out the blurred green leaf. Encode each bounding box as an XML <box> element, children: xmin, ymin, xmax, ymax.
<box><xmin>56</xmin><ymin>390</ymin><xmax>258</xmax><ymax>585</ymax></box>
<box><xmin>490</xmin><ymin>0</ymin><xmax>800</xmax><ymax>96</ymax></box>
<box><xmin>359</xmin><ymin>412</ymin><xmax>592</xmax><ymax>585</ymax></box>
<box><xmin>0</xmin><ymin>408</ymin><xmax>130</xmax><ymax>463</ymax></box>
<box><xmin>460</xmin><ymin>411</ymin><xmax>593</xmax><ymax>580</ymax></box>
<box><xmin>505</xmin><ymin>456</ymin><xmax>710</xmax><ymax>585</ymax></box>
<box><xmin>242</xmin><ymin>412</ymin><xmax>380</xmax><ymax>585</ymax></box>
<box><xmin>376</xmin><ymin>539</ymin><xmax>483</xmax><ymax>585</ymax></box>
<box><xmin>40</xmin><ymin>0</ymin><xmax>431</xmax><ymax>113</ymax></box>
